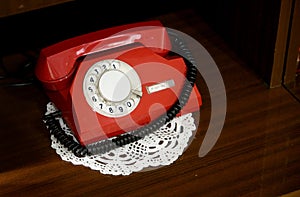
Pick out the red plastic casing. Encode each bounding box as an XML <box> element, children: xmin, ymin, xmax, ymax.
<box><xmin>35</xmin><ymin>20</ymin><xmax>202</xmax><ymax>146</ymax></box>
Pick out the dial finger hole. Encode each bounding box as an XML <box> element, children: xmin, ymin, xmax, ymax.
<box><xmin>92</xmin><ymin>66</ymin><xmax>102</xmax><ymax>75</ymax></box>
<box><xmin>87</xmin><ymin>75</ymin><xmax>97</xmax><ymax>84</ymax></box>
<box><xmin>99</xmin><ymin>61</ymin><xmax>110</xmax><ymax>71</ymax></box>
<box><xmin>116</xmin><ymin>104</ymin><xmax>127</xmax><ymax>114</ymax></box>
<box><xmin>125</xmin><ymin>99</ymin><xmax>135</xmax><ymax>109</ymax></box>
<box><xmin>111</xmin><ymin>61</ymin><xmax>120</xmax><ymax>69</ymax></box>
<box><xmin>106</xmin><ymin>105</ymin><xmax>116</xmax><ymax>115</ymax></box>
<box><xmin>87</xmin><ymin>85</ymin><xmax>96</xmax><ymax>94</ymax></box>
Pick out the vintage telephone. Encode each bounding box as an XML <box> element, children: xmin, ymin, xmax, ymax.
<box><xmin>35</xmin><ymin>20</ymin><xmax>202</xmax><ymax>157</ymax></box>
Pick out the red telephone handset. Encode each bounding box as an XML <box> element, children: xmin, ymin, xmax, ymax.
<box><xmin>36</xmin><ymin>20</ymin><xmax>202</xmax><ymax>156</ymax></box>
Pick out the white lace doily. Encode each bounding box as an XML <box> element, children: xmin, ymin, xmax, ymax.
<box><xmin>45</xmin><ymin>102</ymin><xmax>196</xmax><ymax>176</ymax></box>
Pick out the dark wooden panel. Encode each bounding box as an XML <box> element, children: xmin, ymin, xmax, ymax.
<box><xmin>195</xmin><ymin>0</ymin><xmax>282</xmax><ymax>87</ymax></box>
<box><xmin>283</xmin><ymin>0</ymin><xmax>300</xmax><ymax>101</ymax></box>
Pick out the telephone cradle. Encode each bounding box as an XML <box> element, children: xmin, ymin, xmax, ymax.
<box><xmin>35</xmin><ymin>20</ymin><xmax>202</xmax><ymax>157</ymax></box>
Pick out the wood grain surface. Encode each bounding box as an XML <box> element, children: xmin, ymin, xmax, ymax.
<box><xmin>1</xmin><ymin>9</ymin><xmax>300</xmax><ymax>197</ymax></box>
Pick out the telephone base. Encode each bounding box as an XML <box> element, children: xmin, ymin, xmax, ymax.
<box><xmin>37</xmin><ymin>23</ymin><xmax>202</xmax><ymax>156</ymax></box>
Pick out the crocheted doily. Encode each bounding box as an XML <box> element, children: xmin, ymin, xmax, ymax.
<box><xmin>45</xmin><ymin>102</ymin><xmax>197</xmax><ymax>176</ymax></box>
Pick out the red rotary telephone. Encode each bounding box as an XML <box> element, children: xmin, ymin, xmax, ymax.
<box><xmin>35</xmin><ymin>20</ymin><xmax>202</xmax><ymax>156</ymax></box>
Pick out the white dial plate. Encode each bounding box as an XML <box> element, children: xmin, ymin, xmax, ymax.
<box><xmin>83</xmin><ymin>59</ymin><xmax>142</xmax><ymax>118</ymax></box>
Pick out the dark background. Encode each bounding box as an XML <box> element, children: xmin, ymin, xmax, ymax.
<box><xmin>0</xmin><ymin>0</ymin><xmax>195</xmax><ymax>54</ymax></box>
<box><xmin>0</xmin><ymin>0</ymin><xmax>282</xmax><ymax>86</ymax></box>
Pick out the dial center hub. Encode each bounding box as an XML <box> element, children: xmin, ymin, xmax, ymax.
<box><xmin>99</xmin><ymin>70</ymin><xmax>131</xmax><ymax>102</ymax></box>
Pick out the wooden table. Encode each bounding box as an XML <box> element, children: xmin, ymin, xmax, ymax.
<box><xmin>1</xmin><ymin>9</ymin><xmax>300</xmax><ymax>197</ymax></box>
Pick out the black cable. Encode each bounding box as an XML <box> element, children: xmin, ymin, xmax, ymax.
<box><xmin>43</xmin><ymin>111</ymin><xmax>88</xmax><ymax>157</ymax></box>
<box><xmin>0</xmin><ymin>51</ymin><xmax>38</xmax><ymax>87</ymax></box>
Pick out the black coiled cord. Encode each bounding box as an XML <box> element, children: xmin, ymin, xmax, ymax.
<box><xmin>43</xmin><ymin>111</ymin><xmax>88</xmax><ymax>157</ymax></box>
<box><xmin>43</xmin><ymin>29</ymin><xmax>198</xmax><ymax>157</ymax></box>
